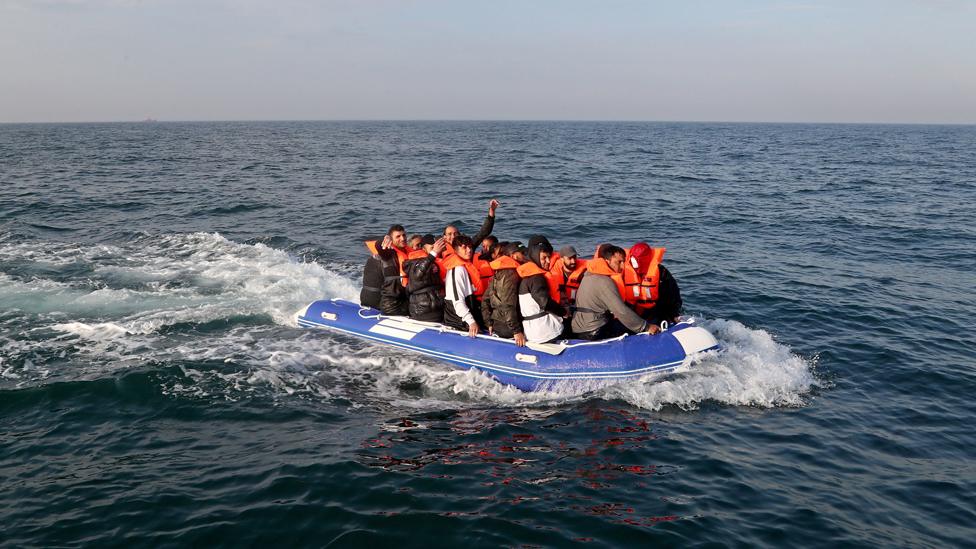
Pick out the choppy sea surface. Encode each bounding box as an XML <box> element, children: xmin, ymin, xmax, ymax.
<box><xmin>1</xmin><ymin>121</ymin><xmax>973</xmax><ymax>547</ymax></box>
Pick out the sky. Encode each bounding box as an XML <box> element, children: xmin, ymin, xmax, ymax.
<box><xmin>1</xmin><ymin>0</ymin><xmax>974</xmax><ymax>123</ymax></box>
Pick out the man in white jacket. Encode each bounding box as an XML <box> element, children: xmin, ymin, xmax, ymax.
<box><xmin>443</xmin><ymin>235</ymin><xmax>485</xmax><ymax>337</ymax></box>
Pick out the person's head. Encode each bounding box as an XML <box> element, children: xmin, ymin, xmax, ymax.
<box><xmin>420</xmin><ymin>234</ymin><xmax>436</xmax><ymax>253</ymax></box>
<box><xmin>496</xmin><ymin>241</ymin><xmax>514</xmax><ymax>260</ymax></box>
<box><xmin>594</xmin><ymin>242</ymin><xmax>610</xmax><ymax>259</ymax></box>
<box><xmin>558</xmin><ymin>245</ymin><xmax>578</xmax><ymax>271</ymax></box>
<box><xmin>481</xmin><ymin>235</ymin><xmax>498</xmax><ymax>253</ymax></box>
<box><xmin>388</xmin><ymin>224</ymin><xmax>406</xmax><ymax>248</ymax></box>
<box><xmin>528</xmin><ymin>238</ymin><xmax>554</xmax><ymax>271</ymax></box>
<box><xmin>599</xmin><ymin>244</ymin><xmax>626</xmax><ymax>273</ymax></box>
<box><xmin>512</xmin><ymin>244</ymin><xmax>527</xmax><ymax>264</ymax></box>
<box><xmin>527</xmin><ymin>235</ymin><xmax>552</xmax><ymax>251</ymax></box>
<box><xmin>443</xmin><ymin>224</ymin><xmax>460</xmax><ymax>245</ymax></box>
<box><xmin>453</xmin><ymin>235</ymin><xmax>474</xmax><ymax>260</ymax></box>
<box><xmin>628</xmin><ymin>241</ymin><xmax>652</xmax><ymax>273</ymax></box>
<box><xmin>491</xmin><ymin>241</ymin><xmax>506</xmax><ymax>260</ymax></box>
<box><xmin>408</xmin><ymin>234</ymin><xmax>423</xmax><ymax>250</ymax></box>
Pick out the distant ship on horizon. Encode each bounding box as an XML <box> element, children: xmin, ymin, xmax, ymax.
<box><xmin>141</xmin><ymin>117</ymin><xmax>158</xmax><ymax>123</ymax></box>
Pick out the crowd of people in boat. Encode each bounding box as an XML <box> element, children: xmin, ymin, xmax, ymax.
<box><xmin>360</xmin><ymin>199</ymin><xmax>682</xmax><ymax>345</ymax></box>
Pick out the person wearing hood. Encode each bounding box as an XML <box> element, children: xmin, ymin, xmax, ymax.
<box><xmin>403</xmin><ymin>234</ymin><xmax>447</xmax><ymax>322</ymax></box>
<box><xmin>517</xmin><ymin>238</ymin><xmax>568</xmax><ymax>343</ymax></box>
<box><xmin>482</xmin><ymin>242</ymin><xmax>525</xmax><ymax>346</ymax></box>
<box><xmin>571</xmin><ymin>244</ymin><xmax>660</xmax><ymax>340</ymax></box>
<box><xmin>442</xmin><ymin>235</ymin><xmax>487</xmax><ymax>337</ymax></box>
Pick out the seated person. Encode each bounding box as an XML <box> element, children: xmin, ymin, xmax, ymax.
<box><xmin>517</xmin><ymin>239</ymin><xmax>568</xmax><ymax>344</ymax></box>
<box><xmin>443</xmin><ymin>199</ymin><xmax>500</xmax><ymax>257</ymax></box>
<box><xmin>362</xmin><ymin>225</ymin><xmax>411</xmax><ymax>315</ymax></box>
<box><xmin>482</xmin><ymin>242</ymin><xmax>525</xmax><ymax>346</ymax></box>
<box><xmin>627</xmin><ymin>242</ymin><xmax>683</xmax><ymax>325</ymax></box>
<box><xmin>442</xmin><ymin>235</ymin><xmax>487</xmax><ymax>336</ymax></box>
<box><xmin>403</xmin><ymin>235</ymin><xmax>447</xmax><ymax>322</ymax></box>
<box><xmin>479</xmin><ymin>235</ymin><xmax>498</xmax><ymax>261</ymax></box>
<box><xmin>571</xmin><ymin>244</ymin><xmax>659</xmax><ymax>340</ymax></box>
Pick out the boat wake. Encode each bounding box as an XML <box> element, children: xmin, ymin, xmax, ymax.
<box><xmin>0</xmin><ymin>232</ymin><xmax>819</xmax><ymax>410</ymax></box>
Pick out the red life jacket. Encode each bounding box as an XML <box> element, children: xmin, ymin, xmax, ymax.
<box><xmin>635</xmin><ymin>248</ymin><xmax>666</xmax><ymax>315</ymax></box>
<box><xmin>586</xmin><ymin>258</ymin><xmax>626</xmax><ymax>299</ymax></box>
<box><xmin>518</xmin><ymin>261</ymin><xmax>560</xmax><ymax>303</ymax></box>
<box><xmin>441</xmin><ymin>253</ymin><xmax>486</xmax><ymax>298</ymax></box>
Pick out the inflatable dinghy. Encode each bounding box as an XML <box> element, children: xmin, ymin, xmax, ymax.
<box><xmin>297</xmin><ymin>299</ymin><xmax>719</xmax><ymax>392</ymax></box>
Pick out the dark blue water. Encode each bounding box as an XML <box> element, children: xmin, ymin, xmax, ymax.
<box><xmin>1</xmin><ymin>121</ymin><xmax>974</xmax><ymax>547</ymax></box>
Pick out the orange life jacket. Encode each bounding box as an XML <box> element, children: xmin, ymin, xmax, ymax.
<box><xmin>473</xmin><ymin>256</ymin><xmax>494</xmax><ymax>292</ymax></box>
<box><xmin>621</xmin><ymin>264</ymin><xmax>641</xmax><ymax>306</ymax></box>
<box><xmin>635</xmin><ymin>248</ymin><xmax>666</xmax><ymax>315</ymax></box>
<box><xmin>441</xmin><ymin>254</ymin><xmax>486</xmax><ymax>298</ymax></box>
<box><xmin>406</xmin><ymin>249</ymin><xmax>427</xmax><ymax>261</ymax></box>
<box><xmin>365</xmin><ymin>240</ymin><xmax>410</xmax><ymax>286</ymax></box>
<box><xmin>518</xmin><ymin>261</ymin><xmax>560</xmax><ymax>303</ymax></box>
<box><xmin>586</xmin><ymin>258</ymin><xmax>626</xmax><ymax>299</ymax></box>
<box><xmin>442</xmin><ymin>242</ymin><xmax>456</xmax><ymax>258</ymax></box>
<box><xmin>489</xmin><ymin>256</ymin><xmax>520</xmax><ymax>271</ymax></box>
<box><xmin>549</xmin><ymin>258</ymin><xmax>588</xmax><ymax>306</ymax></box>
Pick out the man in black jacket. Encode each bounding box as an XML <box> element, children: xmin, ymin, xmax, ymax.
<box><xmin>482</xmin><ymin>242</ymin><xmax>525</xmax><ymax>346</ymax></box>
<box><xmin>376</xmin><ymin>225</ymin><xmax>410</xmax><ymax>316</ymax></box>
<box><xmin>404</xmin><ymin>235</ymin><xmax>447</xmax><ymax>322</ymax></box>
<box><xmin>443</xmin><ymin>199</ymin><xmax>500</xmax><ymax>253</ymax></box>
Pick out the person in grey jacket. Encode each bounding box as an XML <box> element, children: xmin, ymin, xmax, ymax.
<box><xmin>571</xmin><ymin>244</ymin><xmax>660</xmax><ymax>340</ymax></box>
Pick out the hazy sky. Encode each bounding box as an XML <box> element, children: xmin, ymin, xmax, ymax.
<box><xmin>2</xmin><ymin>0</ymin><xmax>974</xmax><ymax>123</ymax></box>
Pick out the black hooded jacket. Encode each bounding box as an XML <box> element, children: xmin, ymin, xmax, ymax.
<box><xmin>360</xmin><ymin>255</ymin><xmax>384</xmax><ymax>308</ymax></box>
<box><xmin>403</xmin><ymin>252</ymin><xmax>444</xmax><ymax>322</ymax></box>
<box><xmin>377</xmin><ymin>247</ymin><xmax>408</xmax><ymax>316</ymax></box>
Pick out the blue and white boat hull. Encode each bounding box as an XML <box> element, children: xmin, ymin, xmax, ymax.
<box><xmin>297</xmin><ymin>299</ymin><xmax>719</xmax><ymax>392</ymax></box>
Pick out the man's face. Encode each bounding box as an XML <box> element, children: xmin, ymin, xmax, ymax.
<box><xmin>561</xmin><ymin>255</ymin><xmax>577</xmax><ymax>271</ymax></box>
<box><xmin>538</xmin><ymin>250</ymin><xmax>551</xmax><ymax>271</ymax></box>
<box><xmin>608</xmin><ymin>252</ymin><xmax>625</xmax><ymax>273</ymax></box>
<box><xmin>456</xmin><ymin>244</ymin><xmax>472</xmax><ymax>260</ymax></box>
<box><xmin>482</xmin><ymin>239</ymin><xmax>494</xmax><ymax>252</ymax></box>
<box><xmin>443</xmin><ymin>226</ymin><xmax>459</xmax><ymax>244</ymax></box>
<box><xmin>512</xmin><ymin>251</ymin><xmax>526</xmax><ymax>263</ymax></box>
<box><xmin>409</xmin><ymin>236</ymin><xmax>422</xmax><ymax>250</ymax></box>
<box><xmin>390</xmin><ymin>230</ymin><xmax>406</xmax><ymax>248</ymax></box>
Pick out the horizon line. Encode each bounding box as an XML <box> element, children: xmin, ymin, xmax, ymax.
<box><xmin>2</xmin><ymin>117</ymin><xmax>975</xmax><ymax>126</ymax></box>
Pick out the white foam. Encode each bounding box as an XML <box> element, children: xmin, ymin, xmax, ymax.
<box><xmin>3</xmin><ymin>233</ymin><xmax>818</xmax><ymax>411</ymax></box>
<box><xmin>602</xmin><ymin>318</ymin><xmax>819</xmax><ymax>410</ymax></box>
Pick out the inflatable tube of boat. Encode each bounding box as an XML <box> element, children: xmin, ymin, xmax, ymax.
<box><xmin>297</xmin><ymin>299</ymin><xmax>720</xmax><ymax>392</ymax></box>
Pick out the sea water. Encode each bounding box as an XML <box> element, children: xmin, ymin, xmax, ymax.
<box><xmin>1</xmin><ymin>121</ymin><xmax>973</xmax><ymax>546</ymax></box>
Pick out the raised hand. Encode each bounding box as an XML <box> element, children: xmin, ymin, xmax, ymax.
<box><xmin>432</xmin><ymin>237</ymin><xmax>447</xmax><ymax>255</ymax></box>
<box><xmin>488</xmin><ymin>199</ymin><xmax>499</xmax><ymax>216</ymax></box>
<box><xmin>381</xmin><ymin>234</ymin><xmax>393</xmax><ymax>249</ymax></box>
